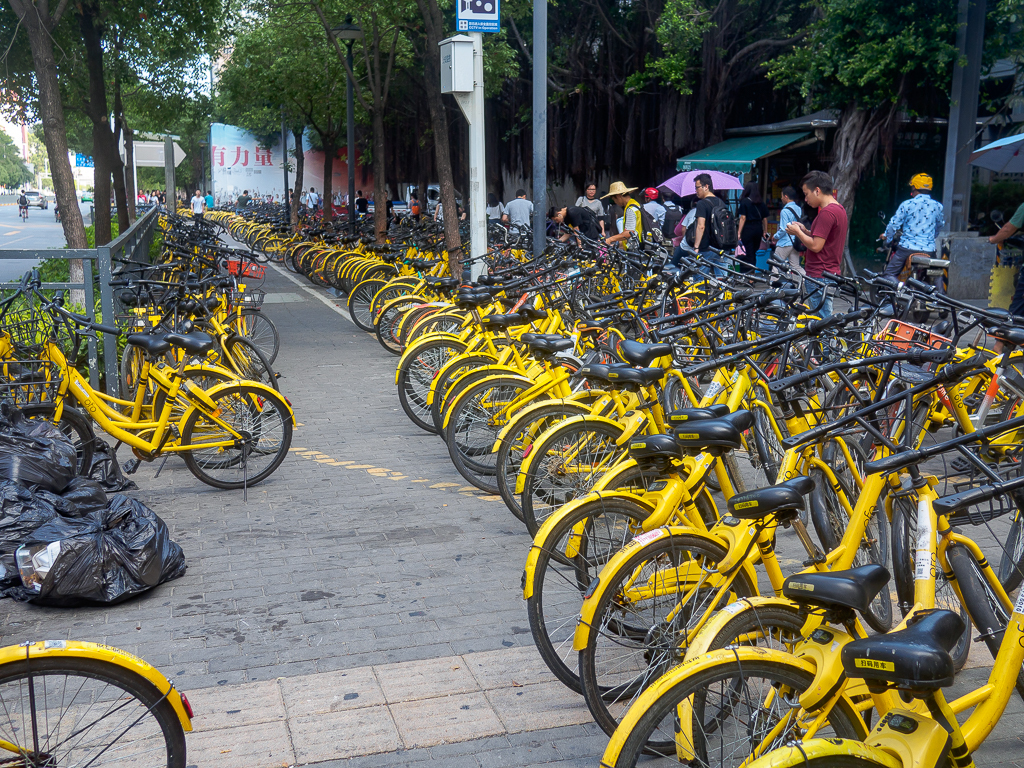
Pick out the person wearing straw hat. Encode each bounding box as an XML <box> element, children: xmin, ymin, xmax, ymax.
<box><xmin>602</xmin><ymin>182</ymin><xmax>642</xmax><ymax>247</ymax></box>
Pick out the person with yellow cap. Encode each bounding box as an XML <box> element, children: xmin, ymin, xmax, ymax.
<box><xmin>601</xmin><ymin>182</ymin><xmax>642</xmax><ymax>247</ymax></box>
<box><xmin>881</xmin><ymin>173</ymin><xmax>945</xmax><ymax>277</ymax></box>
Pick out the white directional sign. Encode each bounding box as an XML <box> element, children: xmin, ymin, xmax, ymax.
<box><xmin>118</xmin><ymin>138</ymin><xmax>186</xmax><ymax>167</ymax></box>
<box><xmin>457</xmin><ymin>0</ymin><xmax>499</xmax><ymax>33</ymax></box>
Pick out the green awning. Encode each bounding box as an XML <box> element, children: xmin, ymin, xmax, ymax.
<box><xmin>676</xmin><ymin>132</ymin><xmax>813</xmax><ymax>172</ymax></box>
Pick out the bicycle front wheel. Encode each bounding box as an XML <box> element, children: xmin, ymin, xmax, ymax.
<box><xmin>234</xmin><ymin>309</ymin><xmax>280</xmax><ymax>364</ymax></box>
<box><xmin>181</xmin><ymin>384</ymin><xmax>293</xmax><ymax>489</ymax></box>
<box><xmin>224</xmin><ymin>336</ymin><xmax>279</xmax><ymax>391</ymax></box>
<box><xmin>0</xmin><ymin>655</ymin><xmax>186</xmax><ymax>767</ymax></box>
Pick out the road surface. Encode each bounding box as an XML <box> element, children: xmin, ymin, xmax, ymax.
<box><xmin>0</xmin><ymin>193</ymin><xmax>95</xmax><ymax>283</ymax></box>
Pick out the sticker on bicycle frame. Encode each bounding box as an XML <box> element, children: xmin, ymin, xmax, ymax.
<box><xmin>914</xmin><ymin>550</ymin><xmax>932</xmax><ymax>580</ymax></box>
<box><xmin>43</xmin><ymin>640</ymin><xmax>66</xmax><ymax>649</ymax></box>
<box><xmin>704</xmin><ymin>382</ymin><xmax>724</xmax><ymax>399</ymax></box>
<box><xmin>854</xmin><ymin>658</ymin><xmax>894</xmax><ymax>672</ymax></box>
<box><xmin>1014</xmin><ymin>586</ymin><xmax>1024</xmax><ymax>616</ymax></box>
<box><xmin>722</xmin><ymin>601</ymin><xmax>746</xmax><ymax>614</ymax></box>
<box><xmin>632</xmin><ymin>529</ymin><xmax>666</xmax><ymax>547</ymax></box>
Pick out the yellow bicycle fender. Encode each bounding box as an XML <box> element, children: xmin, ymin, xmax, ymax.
<box><xmin>492</xmin><ymin>398</ymin><xmax>592</xmax><ymax>452</ymax></box>
<box><xmin>793</xmin><ymin>625</ymin><xmax>856</xmax><ymax>712</ymax></box>
<box><xmin>682</xmin><ymin>595</ymin><xmax>797</xmax><ymax>660</ymax></box>
<box><xmin>426</xmin><ymin>355</ymin><xmax>502</xmax><ymax>405</ymax></box>
<box><xmin>438</xmin><ymin>364</ymin><xmax>524</xmax><ymax>405</ymax></box>
<box><xmin>601</xmin><ymin>647</ymin><xmax>820</xmax><ymax>767</ymax></box>
<box><xmin>182</xmin><ymin>380</ymin><xmax>296</xmax><ymax>426</ymax></box>
<box><xmin>394</xmin><ymin>333</ymin><xmax>466</xmax><ymax>383</ymax></box>
<box><xmin>514</xmin><ymin>413</ymin><xmax>625</xmax><ymax>495</ymax></box>
<box><xmin>441</xmin><ymin>373</ymin><xmax>534</xmax><ymax>432</ymax></box>
<box><xmin>572</xmin><ymin>526</ymin><xmax>757</xmax><ymax>651</ymax></box>
<box><xmin>743</xmin><ymin>739</ymin><xmax>902</xmax><ymax>768</ymax></box>
<box><xmin>523</xmin><ymin>490</ymin><xmax>658</xmax><ymax>599</ymax></box>
<box><xmin>8</xmin><ymin>641</ymin><xmax>193</xmax><ymax>732</ymax></box>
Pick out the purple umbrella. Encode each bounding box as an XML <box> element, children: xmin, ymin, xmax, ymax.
<box><xmin>658</xmin><ymin>170</ymin><xmax>743</xmax><ymax>197</ymax></box>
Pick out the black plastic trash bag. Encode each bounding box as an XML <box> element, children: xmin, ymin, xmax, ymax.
<box><xmin>37</xmin><ymin>477</ymin><xmax>110</xmax><ymax>518</ymax></box>
<box><xmin>4</xmin><ymin>494</ymin><xmax>186</xmax><ymax>606</ymax></box>
<box><xmin>0</xmin><ymin>403</ymin><xmax>76</xmax><ymax>493</ymax></box>
<box><xmin>85</xmin><ymin>440</ymin><xmax>138</xmax><ymax>492</ymax></box>
<box><xmin>0</xmin><ymin>480</ymin><xmax>60</xmax><ymax>581</ymax></box>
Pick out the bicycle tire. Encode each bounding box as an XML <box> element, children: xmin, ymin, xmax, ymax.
<box><xmin>235</xmin><ymin>309</ymin><xmax>280</xmax><ymax>364</ymax></box>
<box><xmin>579</xmin><ymin>532</ymin><xmax>757</xmax><ymax>741</ymax></box>
<box><xmin>752</xmin><ymin>404</ymin><xmax>787</xmax><ymax>486</ymax></box>
<box><xmin>946</xmin><ymin>542</ymin><xmax>1024</xmax><ymax>702</ymax></box>
<box><xmin>0</xmin><ymin>655</ymin><xmax>186</xmax><ymax>767</ymax></box>
<box><xmin>224</xmin><ymin>336</ymin><xmax>279</xmax><ymax>391</ymax></box>
<box><xmin>520</xmin><ymin>419</ymin><xmax>627</xmax><ymax>536</ymax></box>
<box><xmin>348</xmin><ymin>278</ymin><xmax>389</xmax><ymax>331</ymax></box>
<box><xmin>20</xmin><ymin>403</ymin><xmax>95</xmax><ymax>476</ymax></box>
<box><xmin>890</xmin><ymin>494</ymin><xmax>971</xmax><ymax>670</ymax></box>
<box><xmin>700</xmin><ymin>602</ymin><xmax>807</xmax><ymax>654</ymax></box>
<box><xmin>430</xmin><ymin>355</ymin><xmax>501</xmax><ymax>436</ymax></box>
<box><xmin>604</xmin><ymin>658</ymin><xmax>863</xmax><ymax>766</ymax></box>
<box><xmin>396</xmin><ymin>339</ymin><xmax>469</xmax><ymax>434</ymax></box>
<box><xmin>181</xmin><ymin>383</ymin><xmax>292</xmax><ymax>489</ymax></box>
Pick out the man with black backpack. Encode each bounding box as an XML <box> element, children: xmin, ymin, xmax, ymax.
<box><xmin>689</xmin><ymin>173</ymin><xmax>737</xmax><ymax>277</ymax></box>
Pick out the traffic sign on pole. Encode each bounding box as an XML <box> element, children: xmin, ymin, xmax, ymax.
<box><xmin>457</xmin><ymin>0</ymin><xmax>500</xmax><ymax>33</ymax></box>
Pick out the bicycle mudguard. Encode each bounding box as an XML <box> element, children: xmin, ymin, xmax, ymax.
<box><xmin>522</xmin><ymin>490</ymin><xmax>658</xmax><ymax>600</ymax></box>
<box><xmin>394</xmin><ymin>334</ymin><xmax>467</xmax><ymax>384</ymax></box>
<box><xmin>600</xmin><ymin>647</ymin><xmax>825</xmax><ymax>767</ymax></box>
<box><xmin>572</xmin><ymin>525</ymin><xmax>758</xmax><ymax>652</ymax></box>
<box><xmin>681</xmin><ymin>595</ymin><xmax>803</xmax><ymax>659</ymax></box>
<box><xmin>436</xmin><ymin>363</ymin><xmax>526</xmax><ymax>407</ymax></box>
<box><xmin>5</xmin><ymin>641</ymin><xmax>193</xmax><ymax>731</ymax></box>
<box><xmin>440</xmin><ymin>373</ymin><xmax>534</xmax><ymax>432</ymax></box>
<box><xmin>491</xmin><ymin>397</ymin><xmax>593</xmax><ymax>453</ymax></box>
<box><xmin>742</xmin><ymin>738</ymin><xmax>901</xmax><ymax>768</ymax></box>
<box><xmin>182</xmin><ymin>380</ymin><xmax>295</xmax><ymax>426</ymax></box>
<box><xmin>514</xmin><ymin>413</ymin><xmax>626</xmax><ymax>495</ymax></box>
<box><xmin>426</xmin><ymin>353</ymin><xmax>500</xmax><ymax>405</ymax></box>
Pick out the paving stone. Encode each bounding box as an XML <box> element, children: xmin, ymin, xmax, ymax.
<box><xmin>185</xmin><ymin>719</ymin><xmax>295</xmax><ymax>768</ymax></box>
<box><xmin>391</xmin><ymin>691</ymin><xmax>505</xmax><ymax>749</ymax></box>
<box><xmin>280</xmin><ymin>665</ymin><xmax>386</xmax><ymax>716</ymax></box>
<box><xmin>290</xmin><ymin>705</ymin><xmax>402</xmax><ymax>762</ymax></box>
<box><xmin>376</xmin><ymin>655</ymin><xmax>480</xmax><ymax>703</ymax></box>
<box><xmin>187</xmin><ymin>679</ymin><xmax>285</xmax><ymax>732</ymax></box>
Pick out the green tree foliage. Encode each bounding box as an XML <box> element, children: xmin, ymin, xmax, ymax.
<box><xmin>0</xmin><ymin>130</ymin><xmax>31</xmax><ymax>187</ymax></box>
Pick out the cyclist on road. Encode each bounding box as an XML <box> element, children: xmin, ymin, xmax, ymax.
<box><xmin>17</xmin><ymin>190</ymin><xmax>28</xmax><ymax>221</ymax></box>
<box><xmin>881</xmin><ymin>173</ymin><xmax>944</xmax><ymax>277</ymax></box>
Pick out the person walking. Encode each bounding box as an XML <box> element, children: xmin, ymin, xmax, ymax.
<box><xmin>190</xmin><ymin>189</ymin><xmax>206</xmax><ymax>222</ymax></box>
<box><xmin>356</xmin><ymin>191</ymin><xmax>369</xmax><ymax>216</ymax></box>
<box><xmin>881</xmin><ymin>173</ymin><xmax>944</xmax><ymax>277</ymax></box>
<box><xmin>502</xmin><ymin>189</ymin><xmax>533</xmax><ymax>230</ymax></box>
<box><xmin>785</xmin><ymin>170</ymin><xmax>848</xmax><ymax>317</ymax></box>
<box><xmin>736</xmin><ymin>181</ymin><xmax>769</xmax><ymax>272</ymax></box>
<box><xmin>772</xmin><ymin>186</ymin><xmax>804</xmax><ymax>279</ymax></box>
<box><xmin>690</xmin><ymin>174</ymin><xmax>729</xmax><ymax>276</ymax></box>
<box><xmin>204</xmin><ymin>190</ymin><xmax>214</xmax><ymax>210</ymax></box>
<box><xmin>601</xmin><ymin>182</ymin><xmax>642</xmax><ymax>247</ymax></box>
<box><xmin>307</xmin><ymin>187</ymin><xmax>320</xmax><ymax>211</ymax></box>
<box><xmin>485</xmin><ymin>192</ymin><xmax>504</xmax><ymax>223</ymax></box>
<box><xmin>642</xmin><ymin>188</ymin><xmax>667</xmax><ymax>228</ymax></box>
<box><xmin>575</xmin><ymin>183</ymin><xmax>607</xmax><ymax>236</ymax></box>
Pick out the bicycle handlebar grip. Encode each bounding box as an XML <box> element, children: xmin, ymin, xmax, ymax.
<box><xmin>938</xmin><ymin>353</ymin><xmax>986</xmax><ymax>383</ymax></box>
<box><xmin>905</xmin><ymin>277</ymin><xmax>936</xmax><ymax>294</ymax></box>
<box><xmin>90</xmin><ymin>322</ymin><xmax>121</xmax><ymax>335</ymax></box>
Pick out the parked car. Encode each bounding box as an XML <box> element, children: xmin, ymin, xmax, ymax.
<box><xmin>23</xmin><ymin>191</ymin><xmax>48</xmax><ymax>210</ymax></box>
<box><xmin>80</xmin><ymin>192</ymin><xmax>93</xmax><ymax>203</ymax></box>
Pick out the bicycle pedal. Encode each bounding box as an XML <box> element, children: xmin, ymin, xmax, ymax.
<box><xmin>122</xmin><ymin>458</ymin><xmax>142</xmax><ymax>475</ymax></box>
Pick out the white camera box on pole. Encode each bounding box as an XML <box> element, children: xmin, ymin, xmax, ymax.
<box><xmin>440</xmin><ymin>34</ymin><xmax>487</xmax><ymax>280</ymax></box>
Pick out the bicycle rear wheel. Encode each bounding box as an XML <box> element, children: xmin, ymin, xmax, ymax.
<box><xmin>181</xmin><ymin>383</ymin><xmax>292</xmax><ymax>489</ymax></box>
<box><xmin>224</xmin><ymin>336</ymin><xmax>279</xmax><ymax>391</ymax></box>
<box><xmin>0</xmin><ymin>655</ymin><xmax>186</xmax><ymax>767</ymax></box>
<box><xmin>233</xmin><ymin>309</ymin><xmax>280</xmax><ymax>364</ymax></box>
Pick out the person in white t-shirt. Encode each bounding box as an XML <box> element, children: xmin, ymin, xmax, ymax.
<box><xmin>190</xmin><ymin>190</ymin><xmax>206</xmax><ymax>221</ymax></box>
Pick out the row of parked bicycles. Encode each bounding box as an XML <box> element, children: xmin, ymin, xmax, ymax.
<box><xmin>223</xmin><ymin>201</ymin><xmax>1024</xmax><ymax>768</ymax></box>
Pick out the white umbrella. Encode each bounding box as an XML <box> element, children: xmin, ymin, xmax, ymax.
<box><xmin>969</xmin><ymin>133</ymin><xmax>1024</xmax><ymax>173</ymax></box>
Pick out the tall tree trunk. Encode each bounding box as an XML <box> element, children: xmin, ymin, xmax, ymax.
<box><xmin>415</xmin><ymin>0</ymin><xmax>463</xmax><ymax>274</ymax></box>
<box><xmin>78</xmin><ymin>0</ymin><xmax>116</xmax><ymax>246</ymax></box>
<box><xmin>290</xmin><ymin>126</ymin><xmax>304</xmax><ymax>230</ymax></box>
<box><xmin>8</xmin><ymin>0</ymin><xmax>87</xmax><ymax>249</ymax></box>
<box><xmin>321</xmin><ymin>137</ymin><xmax>335</xmax><ymax>224</ymax></box>
<box><xmin>372</xmin><ymin>108</ymin><xmax>387</xmax><ymax>241</ymax></box>
<box><xmin>828</xmin><ymin>104</ymin><xmax>900</xmax><ymax>274</ymax></box>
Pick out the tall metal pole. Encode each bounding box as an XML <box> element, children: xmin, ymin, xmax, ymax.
<box><xmin>467</xmin><ymin>32</ymin><xmax>487</xmax><ymax>279</ymax></box>
<box><xmin>281</xmin><ymin>108</ymin><xmax>289</xmax><ymax>207</ymax></box>
<box><xmin>347</xmin><ymin>41</ymin><xmax>357</xmax><ymax>234</ymax></box>
<box><xmin>163</xmin><ymin>136</ymin><xmax>175</xmax><ymax>207</ymax></box>
<box><xmin>532</xmin><ymin>0</ymin><xmax>547</xmax><ymax>258</ymax></box>
<box><xmin>941</xmin><ymin>0</ymin><xmax>987</xmax><ymax>231</ymax></box>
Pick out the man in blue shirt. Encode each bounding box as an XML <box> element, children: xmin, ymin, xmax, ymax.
<box><xmin>772</xmin><ymin>186</ymin><xmax>803</xmax><ymax>278</ymax></box>
<box><xmin>881</xmin><ymin>173</ymin><xmax>944</xmax><ymax>277</ymax></box>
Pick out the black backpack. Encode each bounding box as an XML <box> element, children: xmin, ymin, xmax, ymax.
<box><xmin>708</xmin><ymin>199</ymin><xmax>738</xmax><ymax>250</ymax></box>
<box><xmin>662</xmin><ymin>206</ymin><xmax>683</xmax><ymax>239</ymax></box>
<box><xmin>638</xmin><ymin>205</ymin><xmax>661</xmax><ymax>242</ymax></box>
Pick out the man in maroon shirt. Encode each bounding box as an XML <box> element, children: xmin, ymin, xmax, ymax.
<box><xmin>785</xmin><ymin>170</ymin><xmax>848</xmax><ymax>317</ymax></box>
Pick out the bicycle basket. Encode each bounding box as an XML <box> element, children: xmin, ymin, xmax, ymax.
<box><xmin>232</xmin><ymin>289</ymin><xmax>266</xmax><ymax>308</ymax></box>
<box><xmin>873</xmin><ymin>319</ymin><xmax>950</xmax><ymax>353</ymax></box>
<box><xmin>0</xmin><ymin>359</ymin><xmax>63</xmax><ymax>405</ymax></box>
<box><xmin>226</xmin><ymin>258</ymin><xmax>266</xmax><ymax>279</ymax></box>
<box><xmin>943</xmin><ymin>451</ymin><xmax>1024</xmax><ymax>527</ymax></box>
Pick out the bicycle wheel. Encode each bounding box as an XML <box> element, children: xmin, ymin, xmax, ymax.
<box><xmin>890</xmin><ymin>494</ymin><xmax>971</xmax><ymax>669</ymax></box>
<box><xmin>396</xmin><ymin>342</ymin><xmax>469</xmax><ymax>434</ymax></box>
<box><xmin>495</xmin><ymin>401</ymin><xmax>591</xmax><ymax>521</ymax></box>
<box><xmin>699</xmin><ymin>602</ymin><xmax>806</xmax><ymax>654</ymax></box>
<box><xmin>375</xmin><ymin>298</ymin><xmax>420</xmax><ymax>355</ymax></box>
<box><xmin>430</xmin><ymin>355</ymin><xmax>500</xmax><ymax>436</ymax></box>
<box><xmin>181</xmin><ymin>383</ymin><xmax>293</xmax><ymax>489</ymax></box>
<box><xmin>347</xmin><ymin>278</ymin><xmax>388</xmax><ymax>331</ymax></box>
<box><xmin>233</xmin><ymin>309</ymin><xmax>280</xmax><ymax>364</ymax></box>
<box><xmin>579</xmin><ymin>532</ymin><xmax>757</xmax><ymax>741</ymax></box>
<box><xmin>0</xmin><ymin>655</ymin><xmax>186</xmax><ymax>767</ymax></box>
<box><xmin>752</xmin><ymin>404</ymin><xmax>787</xmax><ymax>487</ymax></box>
<box><xmin>999</xmin><ymin>508</ymin><xmax>1024</xmax><ymax>593</ymax></box>
<box><xmin>604</xmin><ymin>658</ymin><xmax>863</xmax><ymax>766</ymax></box>
<box><xmin>947</xmin><ymin>542</ymin><xmax>1024</xmax><ymax>701</ymax></box>
<box><xmin>223</xmin><ymin>336</ymin><xmax>279</xmax><ymax>391</ymax></box>
<box><xmin>444</xmin><ymin>376</ymin><xmax>534</xmax><ymax>493</ymax></box>
<box><xmin>521</xmin><ymin>419</ymin><xmax>627</xmax><ymax>536</ymax></box>
<box><xmin>810</xmin><ymin>438</ymin><xmax>892</xmax><ymax>632</ymax></box>
<box><xmin>20</xmin><ymin>403</ymin><xmax>95</xmax><ymax>476</ymax></box>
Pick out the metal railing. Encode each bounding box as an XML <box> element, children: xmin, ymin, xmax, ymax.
<box><xmin>0</xmin><ymin>207</ymin><xmax>161</xmax><ymax>396</ymax></box>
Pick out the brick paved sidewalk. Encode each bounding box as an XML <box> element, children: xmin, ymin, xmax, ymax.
<box><xmin>0</xmin><ymin>264</ymin><xmax>1021</xmax><ymax>766</ymax></box>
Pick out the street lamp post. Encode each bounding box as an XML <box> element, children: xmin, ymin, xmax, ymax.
<box><xmin>331</xmin><ymin>18</ymin><xmax>363</xmax><ymax>234</ymax></box>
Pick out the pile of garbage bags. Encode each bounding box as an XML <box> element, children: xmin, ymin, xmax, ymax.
<box><xmin>0</xmin><ymin>404</ymin><xmax>185</xmax><ymax>606</ymax></box>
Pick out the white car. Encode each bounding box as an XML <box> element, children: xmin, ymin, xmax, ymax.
<box><xmin>22</xmin><ymin>191</ymin><xmax>48</xmax><ymax>210</ymax></box>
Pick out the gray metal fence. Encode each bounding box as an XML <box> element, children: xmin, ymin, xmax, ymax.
<box><xmin>0</xmin><ymin>207</ymin><xmax>161</xmax><ymax>397</ymax></box>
